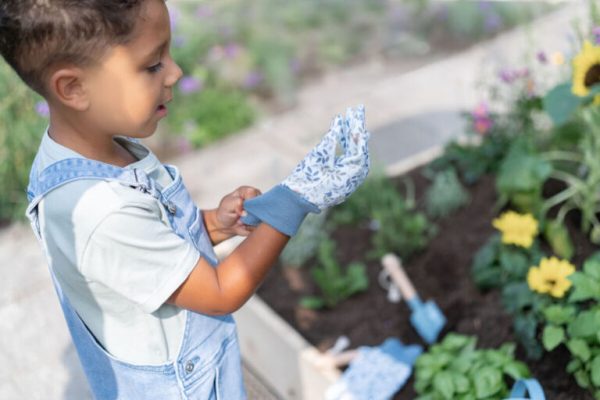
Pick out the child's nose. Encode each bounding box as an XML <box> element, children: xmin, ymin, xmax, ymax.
<box><xmin>165</xmin><ymin>58</ymin><xmax>183</xmax><ymax>88</ymax></box>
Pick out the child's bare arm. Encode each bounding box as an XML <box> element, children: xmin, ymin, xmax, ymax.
<box><xmin>167</xmin><ymin>223</ymin><xmax>289</xmax><ymax>315</ymax></box>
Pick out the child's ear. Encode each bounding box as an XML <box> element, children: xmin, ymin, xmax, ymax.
<box><xmin>48</xmin><ymin>67</ymin><xmax>90</xmax><ymax>111</ymax></box>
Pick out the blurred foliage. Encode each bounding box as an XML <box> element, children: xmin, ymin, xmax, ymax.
<box><xmin>280</xmin><ymin>212</ymin><xmax>329</xmax><ymax>268</ymax></box>
<box><xmin>300</xmin><ymin>238</ymin><xmax>369</xmax><ymax>309</ymax></box>
<box><xmin>0</xmin><ymin>63</ymin><xmax>45</xmax><ymax>223</ymax></box>
<box><xmin>423</xmin><ymin>167</ymin><xmax>470</xmax><ymax>219</ymax></box>
<box><xmin>331</xmin><ymin>173</ymin><xmax>435</xmax><ymax>261</ymax></box>
<box><xmin>414</xmin><ymin>333</ymin><xmax>530</xmax><ymax>400</ymax></box>
<box><xmin>0</xmin><ymin>0</ymin><xmax>554</xmax><ymax>224</ymax></box>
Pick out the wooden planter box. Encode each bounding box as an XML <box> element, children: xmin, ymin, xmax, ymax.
<box><xmin>216</xmin><ymin>147</ymin><xmax>444</xmax><ymax>400</ymax></box>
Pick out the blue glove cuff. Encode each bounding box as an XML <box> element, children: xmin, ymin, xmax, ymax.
<box><xmin>241</xmin><ymin>184</ymin><xmax>320</xmax><ymax>236</ymax></box>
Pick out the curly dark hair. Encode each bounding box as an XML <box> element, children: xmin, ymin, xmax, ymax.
<box><xmin>0</xmin><ymin>0</ymin><xmax>150</xmax><ymax>96</ymax></box>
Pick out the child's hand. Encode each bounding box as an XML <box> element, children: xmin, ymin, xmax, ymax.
<box><xmin>216</xmin><ymin>186</ymin><xmax>261</xmax><ymax>236</ymax></box>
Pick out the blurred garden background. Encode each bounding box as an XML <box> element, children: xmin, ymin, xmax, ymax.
<box><xmin>0</xmin><ymin>0</ymin><xmax>555</xmax><ymax>225</ymax></box>
<box><xmin>5</xmin><ymin>1</ymin><xmax>600</xmax><ymax>399</ymax></box>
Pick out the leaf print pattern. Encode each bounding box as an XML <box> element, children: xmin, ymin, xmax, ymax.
<box><xmin>282</xmin><ymin>105</ymin><xmax>371</xmax><ymax>210</ymax></box>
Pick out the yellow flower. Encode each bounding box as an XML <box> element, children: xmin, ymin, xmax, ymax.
<box><xmin>492</xmin><ymin>211</ymin><xmax>538</xmax><ymax>248</ymax></box>
<box><xmin>527</xmin><ymin>257</ymin><xmax>575</xmax><ymax>298</ymax></box>
<box><xmin>572</xmin><ymin>40</ymin><xmax>600</xmax><ymax>104</ymax></box>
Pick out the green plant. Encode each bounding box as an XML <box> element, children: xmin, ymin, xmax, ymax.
<box><xmin>536</xmin><ymin>108</ymin><xmax>600</xmax><ymax>244</ymax></box>
<box><xmin>331</xmin><ymin>173</ymin><xmax>435</xmax><ymax>260</ymax></box>
<box><xmin>495</xmin><ymin>138</ymin><xmax>552</xmax><ymax>215</ymax></box>
<box><xmin>168</xmin><ymin>87</ymin><xmax>255</xmax><ymax>148</ymax></box>
<box><xmin>300</xmin><ymin>239</ymin><xmax>368</xmax><ymax>309</ymax></box>
<box><xmin>424</xmin><ymin>167</ymin><xmax>470</xmax><ymax>218</ymax></box>
<box><xmin>414</xmin><ymin>333</ymin><xmax>530</xmax><ymax>400</ymax></box>
<box><xmin>471</xmin><ymin>234</ymin><xmax>548</xmax><ymax>359</ymax></box>
<box><xmin>280</xmin><ymin>212</ymin><xmax>328</xmax><ymax>267</ymax></box>
<box><xmin>541</xmin><ymin>252</ymin><xmax>600</xmax><ymax>397</ymax></box>
<box><xmin>0</xmin><ymin>63</ymin><xmax>46</xmax><ymax>223</ymax></box>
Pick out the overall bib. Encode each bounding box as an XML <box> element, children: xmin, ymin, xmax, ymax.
<box><xmin>26</xmin><ymin>155</ymin><xmax>246</xmax><ymax>400</ymax></box>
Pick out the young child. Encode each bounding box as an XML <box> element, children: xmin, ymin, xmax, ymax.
<box><xmin>0</xmin><ymin>0</ymin><xmax>370</xmax><ymax>398</ymax></box>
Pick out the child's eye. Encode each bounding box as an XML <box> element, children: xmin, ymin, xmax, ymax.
<box><xmin>147</xmin><ymin>62</ymin><xmax>164</xmax><ymax>74</ymax></box>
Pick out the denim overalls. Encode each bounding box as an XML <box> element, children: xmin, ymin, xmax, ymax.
<box><xmin>26</xmin><ymin>150</ymin><xmax>247</xmax><ymax>399</ymax></box>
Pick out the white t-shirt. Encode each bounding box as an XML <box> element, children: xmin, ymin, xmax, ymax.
<box><xmin>37</xmin><ymin>131</ymin><xmax>201</xmax><ymax>365</ymax></box>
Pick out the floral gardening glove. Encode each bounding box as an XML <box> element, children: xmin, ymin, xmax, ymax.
<box><xmin>241</xmin><ymin>105</ymin><xmax>371</xmax><ymax>236</ymax></box>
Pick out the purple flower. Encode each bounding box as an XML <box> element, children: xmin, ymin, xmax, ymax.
<box><xmin>478</xmin><ymin>0</ymin><xmax>493</xmax><ymax>11</ymax></box>
<box><xmin>243</xmin><ymin>71</ymin><xmax>263</xmax><ymax>89</ymax></box>
<box><xmin>35</xmin><ymin>101</ymin><xmax>50</xmax><ymax>118</ymax></box>
<box><xmin>536</xmin><ymin>51</ymin><xmax>547</xmax><ymax>64</ymax></box>
<box><xmin>178</xmin><ymin>76</ymin><xmax>203</xmax><ymax>95</ymax></box>
<box><xmin>498</xmin><ymin>69</ymin><xmax>516</xmax><ymax>84</ymax></box>
<box><xmin>224</xmin><ymin>43</ymin><xmax>241</xmax><ymax>59</ymax></box>
<box><xmin>195</xmin><ymin>5</ymin><xmax>213</xmax><ymax>19</ymax></box>
<box><xmin>593</xmin><ymin>26</ymin><xmax>600</xmax><ymax>45</ymax></box>
<box><xmin>484</xmin><ymin>13</ymin><xmax>502</xmax><ymax>33</ymax></box>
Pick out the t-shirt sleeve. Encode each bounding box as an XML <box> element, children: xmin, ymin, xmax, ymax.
<box><xmin>80</xmin><ymin>202</ymin><xmax>200</xmax><ymax>314</ymax></box>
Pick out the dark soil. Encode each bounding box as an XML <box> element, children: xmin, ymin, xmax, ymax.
<box><xmin>257</xmin><ymin>167</ymin><xmax>597</xmax><ymax>400</ymax></box>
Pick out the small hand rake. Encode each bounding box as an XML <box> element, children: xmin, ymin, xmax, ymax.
<box><xmin>381</xmin><ymin>253</ymin><xmax>446</xmax><ymax>344</ymax></box>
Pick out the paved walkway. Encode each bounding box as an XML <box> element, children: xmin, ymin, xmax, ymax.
<box><xmin>0</xmin><ymin>3</ymin><xmax>586</xmax><ymax>399</ymax></box>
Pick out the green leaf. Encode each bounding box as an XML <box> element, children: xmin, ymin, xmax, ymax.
<box><xmin>543</xmin><ymin>82</ymin><xmax>583</xmax><ymax>125</ymax></box>
<box><xmin>544</xmin><ymin>219</ymin><xmax>575</xmax><ymax>260</ymax></box>
<box><xmin>591</xmin><ymin>355</ymin><xmax>600</xmax><ymax>386</ymax></box>
<box><xmin>568</xmin><ymin>272</ymin><xmax>600</xmax><ymax>302</ymax></box>
<box><xmin>575</xmin><ymin>369</ymin><xmax>591</xmax><ymax>389</ymax></box>
<box><xmin>433</xmin><ymin>371</ymin><xmax>455</xmax><ymax>400</ymax></box>
<box><xmin>567</xmin><ymin>338</ymin><xmax>592</xmax><ymax>362</ymax></box>
<box><xmin>584</xmin><ymin>257</ymin><xmax>600</xmax><ymax>280</ymax></box>
<box><xmin>566</xmin><ymin>358</ymin><xmax>582</xmax><ymax>373</ymax></box>
<box><xmin>568</xmin><ymin>309</ymin><xmax>600</xmax><ymax>339</ymax></box>
<box><xmin>499</xmin><ymin>250</ymin><xmax>529</xmax><ymax>280</ymax></box>
<box><xmin>543</xmin><ymin>305</ymin><xmax>576</xmax><ymax>325</ymax></box>
<box><xmin>299</xmin><ymin>296</ymin><xmax>324</xmax><ymax>309</ymax></box>
<box><xmin>542</xmin><ymin>325</ymin><xmax>565</xmax><ymax>351</ymax></box>
<box><xmin>502</xmin><ymin>282</ymin><xmax>536</xmax><ymax>313</ymax></box>
<box><xmin>473</xmin><ymin>367</ymin><xmax>503</xmax><ymax>399</ymax></box>
<box><xmin>503</xmin><ymin>361</ymin><xmax>530</xmax><ymax>380</ymax></box>
<box><xmin>452</xmin><ymin>373</ymin><xmax>470</xmax><ymax>394</ymax></box>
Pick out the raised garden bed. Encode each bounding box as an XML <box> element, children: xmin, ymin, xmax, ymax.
<box><xmin>229</xmin><ymin>140</ymin><xmax>599</xmax><ymax>399</ymax></box>
<box><xmin>255</xmin><ymin>164</ymin><xmax>595</xmax><ymax>400</ymax></box>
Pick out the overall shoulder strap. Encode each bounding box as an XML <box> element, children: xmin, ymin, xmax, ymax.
<box><xmin>25</xmin><ymin>158</ymin><xmax>165</xmax><ymax>239</ymax></box>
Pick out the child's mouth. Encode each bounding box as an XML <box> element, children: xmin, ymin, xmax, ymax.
<box><xmin>156</xmin><ymin>104</ymin><xmax>168</xmax><ymax>117</ymax></box>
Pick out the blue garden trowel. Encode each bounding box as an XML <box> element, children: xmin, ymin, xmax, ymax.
<box><xmin>381</xmin><ymin>253</ymin><xmax>446</xmax><ymax>344</ymax></box>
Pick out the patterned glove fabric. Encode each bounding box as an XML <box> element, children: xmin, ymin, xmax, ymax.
<box><xmin>282</xmin><ymin>104</ymin><xmax>370</xmax><ymax>210</ymax></box>
<box><xmin>242</xmin><ymin>105</ymin><xmax>371</xmax><ymax>236</ymax></box>
<box><xmin>325</xmin><ymin>338</ymin><xmax>423</xmax><ymax>400</ymax></box>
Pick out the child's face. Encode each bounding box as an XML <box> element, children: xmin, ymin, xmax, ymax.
<box><xmin>83</xmin><ymin>0</ymin><xmax>182</xmax><ymax>138</ymax></box>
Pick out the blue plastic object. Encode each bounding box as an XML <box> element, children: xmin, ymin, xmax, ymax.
<box><xmin>407</xmin><ymin>296</ymin><xmax>446</xmax><ymax>344</ymax></box>
<box><xmin>504</xmin><ymin>379</ymin><xmax>546</xmax><ymax>400</ymax></box>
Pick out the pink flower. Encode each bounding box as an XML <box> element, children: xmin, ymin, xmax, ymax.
<box><xmin>472</xmin><ymin>102</ymin><xmax>493</xmax><ymax>135</ymax></box>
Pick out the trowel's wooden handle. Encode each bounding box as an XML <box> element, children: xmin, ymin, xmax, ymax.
<box><xmin>381</xmin><ymin>253</ymin><xmax>417</xmax><ymax>301</ymax></box>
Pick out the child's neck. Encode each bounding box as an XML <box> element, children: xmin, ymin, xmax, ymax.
<box><xmin>48</xmin><ymin>115</ymin><xmax>138</xmax><ymax>168</ymax></box>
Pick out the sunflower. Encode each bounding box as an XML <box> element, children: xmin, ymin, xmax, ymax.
<box><xmin>492</xmin><ymin>211</ymin><xmax>538</xmax><ymax>249</ymax></box>
<box><xmin>527</xmin><ymin>257</ymin><xmax>575</xmax><ymax>298</ymax></box>
<box><xmin>572</xmin><ymin>40</ymin><xmax>600</xmax><ymax>104</ymax></box>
